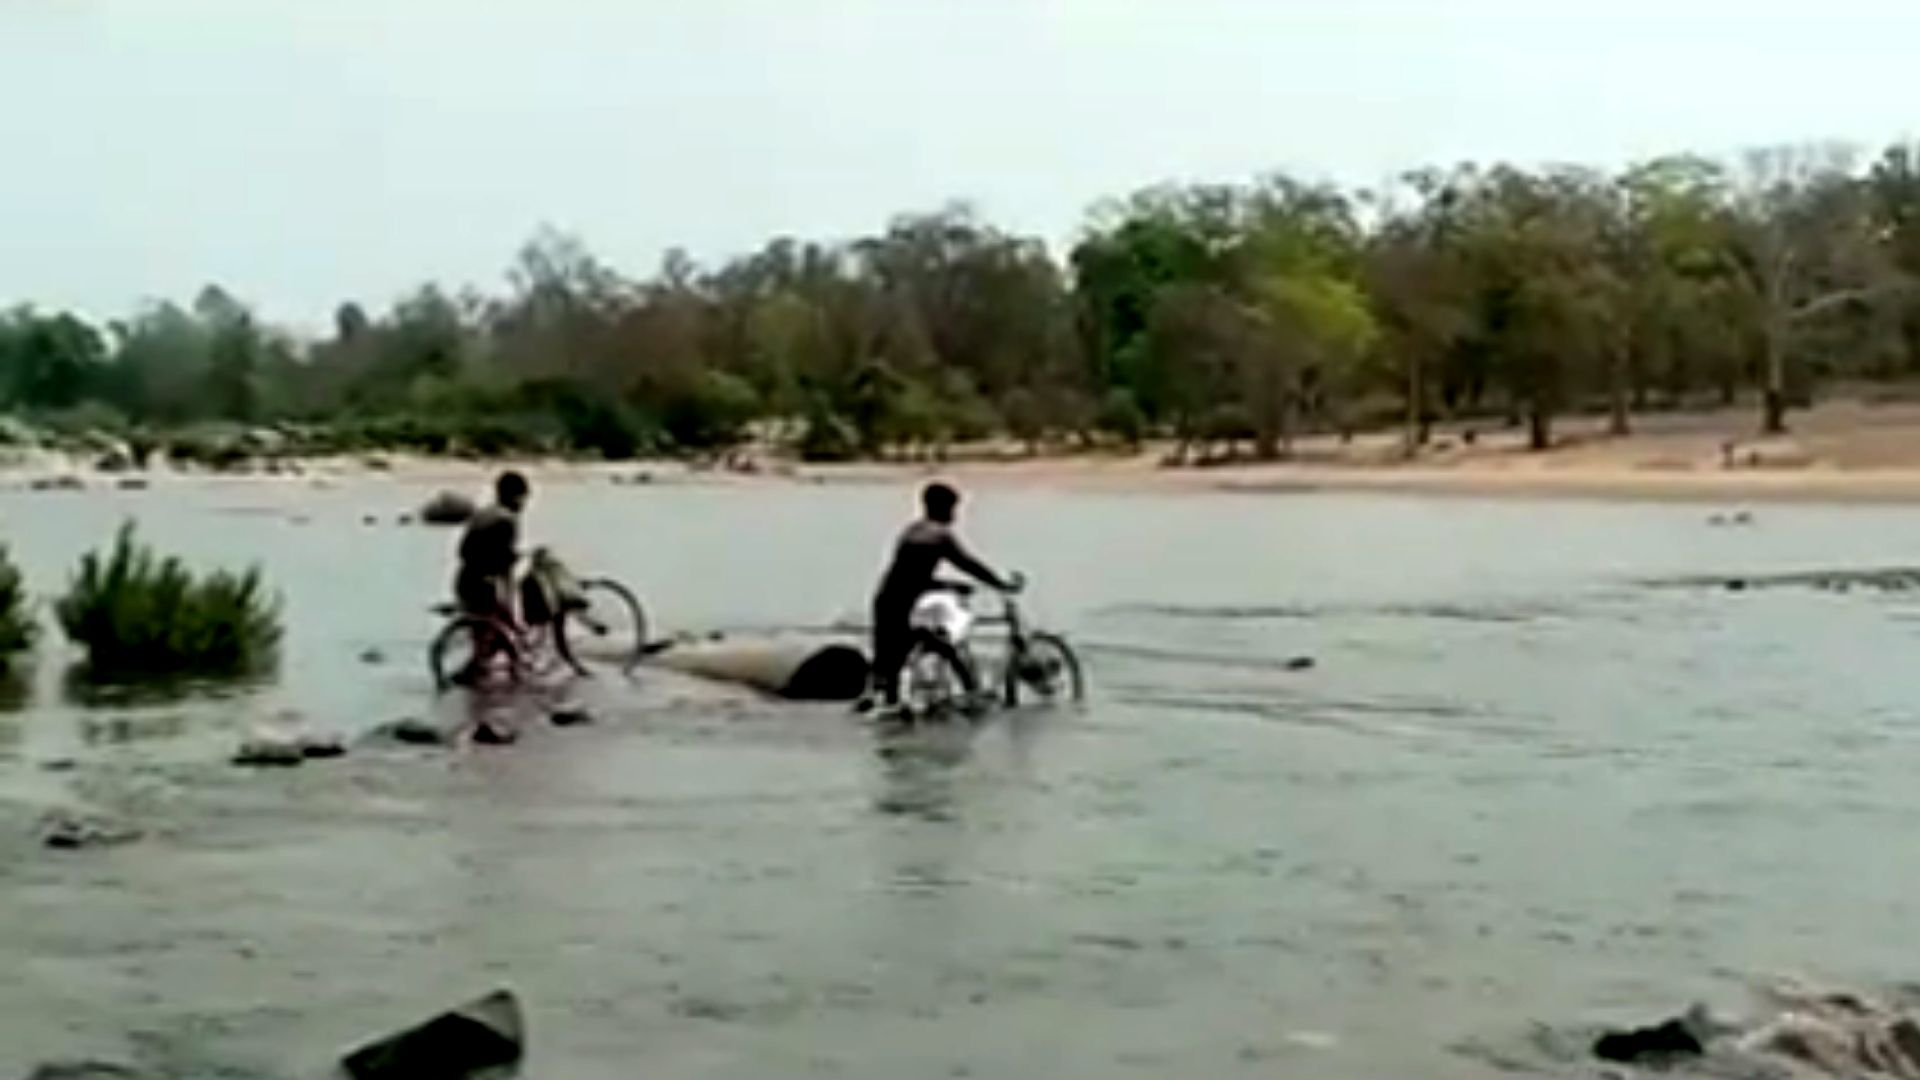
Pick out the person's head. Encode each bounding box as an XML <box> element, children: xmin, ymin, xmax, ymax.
<box><xmin>921</xmin><ymin>482</ymin><xmax>960</xmax><ymax>524</ymax></box>
<box><xmin>496</xmin><ymin>470</ymin><xmax>531</xmax><ymax>513</ymax></box>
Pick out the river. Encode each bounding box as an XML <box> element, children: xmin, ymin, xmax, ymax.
<box><xmin>1</xmin><ymin>473</ymin><xmax>1917</xmax><ymax>1078</ymax></box>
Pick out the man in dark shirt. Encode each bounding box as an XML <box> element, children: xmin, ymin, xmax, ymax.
<box><xmin>864</xmin><ymin>482</ymin><xmax>1019</xmax><ymax>710</ymax></box>
<box><xmin>455</xmin><ymin>471</ymin><xmax>530</xmax><ymax>622</ymax></box>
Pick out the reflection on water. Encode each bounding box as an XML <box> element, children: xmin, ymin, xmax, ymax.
<box><xmin>872</xmin><ymin>723</ymin><xmax>975</xmax><ymax>823</ymax></box>
<box><xmin>58</xmin><ymin>664</ymin><xmax>272</xmax><ymax>710</ymax></box>
<box><xmin>0</xmin><ymin>667</ymin><xmax>29</xmax><ymax>713</ymax></box>
<box><xmin>77</xmin><ymin>712</ymin><xmax>189</xmax><ymax>747</ymax></box>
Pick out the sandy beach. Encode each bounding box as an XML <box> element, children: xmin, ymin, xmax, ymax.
<box><xmin>662</xmin><ymin>398</ymin><xmax>1920</xmax><ymax>503</ymax></box>
<box><xmin>9</xmin><ymin>399</ymin><xmax>1920</xmax><ymax>507</ymax></box>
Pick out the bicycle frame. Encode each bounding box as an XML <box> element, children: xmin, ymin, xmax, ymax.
<box><xmin>920</xmin><ymin>587</ymin><xmax>1033</xmax><ymax>696</ymax></box>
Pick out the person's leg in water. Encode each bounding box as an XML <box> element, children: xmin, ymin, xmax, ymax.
<box><xmin>453</xmin><ymin>570</ymin><xmax>512</xmax><ymax>687</ymax></box>
<box><xmin>863</xmin><ymin>595</ymin><xmax>912</xmax><ymax>712</ymax></box>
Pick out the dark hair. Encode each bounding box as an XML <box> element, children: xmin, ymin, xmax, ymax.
<box><xmin>921</xmin><ymin>482</ymin><xmax>959</xmax><ymax>519</ymax></box>
<box><xmin>497</xmin><ymin>470</ymin><xmax>530</xmax><ymax>503</ymax></box>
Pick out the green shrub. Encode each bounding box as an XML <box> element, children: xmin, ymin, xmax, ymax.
<box><xmin>662</xmin><ymin>371</ymin><xmax>760</xmax><ymax>451</ymax></box>
<box><xmin>0</xmin><ymin>543</ymin><xmax>35</xmax><ymax>666</ymax></box>
<box><xmin>1095</xmin><ymin>388</ymin><xmax>1148</xmax><ymax>447</ymax></box>
<box><xmin>55</xmin><ymin>524</ymin><xmax>282</xmax><ymax>679</ymax></box>
<box><xmin>795</xmin><ymin>400</ymin><xmax>860</xmax><ymax>462</ymax></box>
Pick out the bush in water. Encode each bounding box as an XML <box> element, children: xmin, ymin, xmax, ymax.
<box><xmin>0</xmin><ymin>543</ymin><xmax>35</xmax><ymax>665</ymax></box>
<box><xmin>55</xmin><ymin>523</ymin><xmax>282</xmax><ymax>678</ymax></box>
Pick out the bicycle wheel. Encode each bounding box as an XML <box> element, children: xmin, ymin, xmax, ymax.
<box><xmin>556</xmin><ymin>578</ymin><xmax>649</xmax><ymax>674</ymax></box>
<box><xmin>901</xmin><ymin>634</ymin><xmax>975</xmax><ymax>720</ymax></box>
<box><xmin>1004</xmin><ymin>632</ymin><xmax>1085</xmax><ymax>707</ymax></box>
<box><xmin>429</xmin><ymin>616</ymin><xmax>523</xmax><ymax>693</ymax></box>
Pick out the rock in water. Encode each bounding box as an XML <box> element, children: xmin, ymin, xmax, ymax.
<box><xmin>299</xmin><ymin>734</ymin><xmax>348</xmax><ymax>760</ymax></box>
<box><xmin>341</xmin><ymin>988</ymin><xmax>524</xmax><ymax>1080</ymax></box>
<box><xmin>364</xmin><ymin>718</ymin><xmax>450</xmax><ymax>747</ymax></box>
<box><xmin>1593</xmin><ymin>1018</ymin><xmax>1704</xmax><ymax>1064</ymax></box>
<box><xmin>39</xmin><ymin>811</ymin><xmax>143</xmax><ymax>851</ymax></box>
<box><xmin>549</xmin><ymin>708</ymin><xmax>594</xmax><ymax>728</ymax></box>
<box><xmin>232</xmin><ymin>738</ymin><xmax>306</xmax><ymax>768</ymax></box>
<box><xmin>420</xmin><ymin>490</ymin><xmax>478</xmax><ymax>527</ymax></box>
<box><xmin>26</xmin><ymin>1063</ymin><xmax>145</xmax><ymax>1079</ymax></box>
<box><xmin>472</xmin><ymin>722</ymin><xmax>517</xmax><ymax>746</ymax></box>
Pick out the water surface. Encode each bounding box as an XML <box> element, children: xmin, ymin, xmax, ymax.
<box><xmin>2</xmin><ymin>476</ymin><xmax>1916</xmax><ymax>1077</ymax></box>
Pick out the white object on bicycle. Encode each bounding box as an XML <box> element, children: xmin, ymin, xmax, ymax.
<box><xmin>910</xmin><ymin>590</ymin><xmax>973</xmax><ymax>643</ymax></box>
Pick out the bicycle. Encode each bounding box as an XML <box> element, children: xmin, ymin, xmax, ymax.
<box><xmin>428</xmin><ymin>548</ymin><xmax>649</xmax><ymax>693</ymax></box>
<box><xmin>898</xmin><ymin>576</ymin><xmax>1085</xmax><ymax>719</ymax></box>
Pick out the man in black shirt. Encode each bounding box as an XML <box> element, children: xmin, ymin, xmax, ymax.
<box><xmin>455</xmin><ymin>471</ymin><xmax>530</xmax><ymax>623</ymax></box>
<box><xmin>864</xmin><ymin>482</ymin><xmax>1018</xmax><ymax>710</ymax></box>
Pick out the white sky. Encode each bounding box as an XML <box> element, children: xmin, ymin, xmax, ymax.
<box><xmin>1</xmin><ymin>0</ymin><xmax>1915</xmax><ymax>323</ymax></box>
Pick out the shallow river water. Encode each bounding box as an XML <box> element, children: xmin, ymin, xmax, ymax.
<box><xmin>3</xmin><ymin>474</ymin><xmax>1920</xmax><ymax>1078</ymax></box>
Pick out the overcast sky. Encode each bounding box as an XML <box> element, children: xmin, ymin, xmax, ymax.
<box><xmin>1</xmin><ymin>0</ymin><xmax>1915</xmax><ymax>323</ymax></box>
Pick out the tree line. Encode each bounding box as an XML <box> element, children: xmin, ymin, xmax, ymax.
<box><xmin>4</xmin><ymin>139</ymin><xmax>1920</xmax><ymax>463</ymax></box>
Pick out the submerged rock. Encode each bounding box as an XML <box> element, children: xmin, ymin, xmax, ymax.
<box><xmin>299</xmin><ymin>734</ymin><xmax>347</xmax><ymax>759</ymax></box>
<box><xmin>232</xmin><ymin>738</ymin><xmax>306</xmax><ymax>768</ymax></box>
<box><xmin>365</xmin><ymin>718</ymin><xmax>451</xmax><ymax>747</ymax></box>
<box><xmin>25</xmin><ymin>1063</ymin><xmax>145</xmax><ymax>1079</ymax></box>
<box><xmin>472</xmin><ymin>722</ymin><xmax>518</xmax><ymax>746</ymax></box>
<box><xmin>38</xmin><ymin>810</ymin><xmax>143</xmax><ymax>851</ymax></box>
<box><xmin>340</xmin><ymin>988</ymin><xmax>524</xmax><ymax>1080</ymax></box>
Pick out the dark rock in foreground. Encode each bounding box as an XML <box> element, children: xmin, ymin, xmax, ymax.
<box><xmin>1593</xmin><ymin>986</ymin><xmax>1920</xmax><ymax>1078</ymax></box>
<box><xmin>1593</xmin><ymin>1017</ymin><xmax>1703</xmax><ymax>1063</ymax></box>
<box><xmin>549</xmin><ymin>707</ymin><xmax>594</xmax><ymax>727</ymax></box>
<box><xmin>341</xmin><ymin>988</ymin><xmax>524</xmax><ymax>1080</ymax></box>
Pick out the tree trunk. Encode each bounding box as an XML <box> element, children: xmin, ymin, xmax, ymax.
<box><xmin>1608</xmin><ymin>350</ymin><xmax>1631</xmax><ymax>437</ymax></box>
<box><xmin>1761</xmin><ymin>321</ymin><xmax>1789</xmax><ymax>435</ymax></box>
<box><xmin>1403</xmin><ymin>354</ymin><xmax>1424</xmax><ymax>458</ymax></box>
<box><xmin>1254</xmin><ymin>427</ymin><xmax>1279</xmax><ymax>461</ymax></box>
<box><xmin>1762</xmin><ymin>387</ymin><xmax>1788</xmax><ymax>436</ymax></box>
<box><xmin>1527</xmin><ymin>407</ymin><xmax>1552</xmax><ymax>452</ymax></box>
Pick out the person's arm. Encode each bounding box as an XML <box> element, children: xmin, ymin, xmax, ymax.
<box><xmin>941</xmin><ymin>532</ymin><xmax>1015</xmax><ymax>592</ymax></box>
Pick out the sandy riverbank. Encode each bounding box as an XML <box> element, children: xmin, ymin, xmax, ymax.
<box><xmin>11</xmin><ymin>399</ymin><xmax>1920</xmax><ymax>504</ymax></box>
<box><xmin>709</xmin><ymin>398</ymin><xmax>1920</xmax><ymax>503</ymax></box>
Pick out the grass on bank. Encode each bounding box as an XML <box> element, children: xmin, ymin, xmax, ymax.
<box><xmin>0</xmin><ymin>543</ymin><xmax>35</xmax><ymax>668</ymax></box>
<box><xmin>55</xmin><ymin>524</ymin><xmax>282</xmax><ymax>680</ymax></box>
